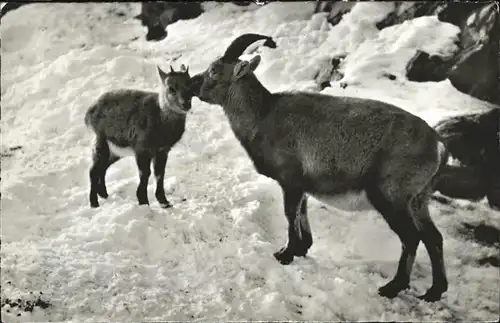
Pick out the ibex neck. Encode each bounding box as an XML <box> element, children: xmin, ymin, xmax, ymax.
<box><xmin>157</xmin><ymin>93</ymin><xmax>187</xmax><ymax>121</ymax></box>
<box><xmin>224</xmin><ymin>76</ymin><xmax>272</xmax><ymax>141</ymax></box>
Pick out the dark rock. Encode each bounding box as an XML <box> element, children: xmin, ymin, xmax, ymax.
<box><xmin>34</xmin><ymin>298</ymin><xmax>50</xmax><ymax>310</ymax></box>
<box><xmin>331</xmin><ymin>56</ymin><xmax>343</xmax><ymax>69</ymax></box>
<box><xmin>135</xmin><ymin>2</ymin><xmax>204</xmax><ymax>41</ymax></box>
<box><xmin>145</xmin><ymin>24</ymin><xmax>168</xmax><ymax>42</ymax></box>
<box><xmin>383</xmin><ymin>73</ymin><xmax>397</xmax><ymax>80</ymax></box>
<box><xmin>377</xmin><ymin>2</ymin><xmax>446</xmax><ymax>30</ymax></box>
<box><xmin>433</xmin><ymin>164</ymin><xmax>489</xmax><ymax>201</ymax></box>
<box><xmin>317</xmin><ymin>0</ymin><xmax>486</xmax><ymax>90</ymax></box>
<box><xmin>247</xmin><ymin>0</ymin><xmax>273</xmax><ymax>5</ymax></box>
<box><xmin>433</xmin><ymin>108</ymin><xmax>500</xmax><ymax>209</ymax></box>
<box><xmin>376</xmin><ymin>2</ymin><xmax>487</xmax><ymax>31</ymax></box>
<box><xmin>487</xmin><ymin>178</ymin><xmax>500</xmax><ymax>210</ymax></box>
<box><xmin>447</xmin><ymin>3</ymin><xmax>499</xmax><ymax>104</ymax></box>
<box><xmin>314</xmin><ymin>1</ymin><xmax>333</xmax><ymax>15</ymax></box>
<box><xmin>435</xmin><ymin>108</ymin><xmax>499</xmax><ymax>168</ymax></box>
<box><xmin>317</xmin><ymin>2</ymin><xmax>356</xmax><ymax>26</ymax></box>
<box><xmin>478</xmin><ymin>255</ymin><xmax>500</xmax><ymax>267</ymax></box>
<box><xmin>406</xmin><ymin>51</ymin><xmax>455</xmax><ymax>82</ymax></box>
<box><xmin>319</xmin><ymin>81</ymin><xmax>331</xmax><ymax>90</ymax></box>
<box><xmin>314</xmin><ymin>55</ymin><xmax>345</xmax><ymax>89</ymax></box>
<box><xmin>1</xmin><ymin>295</ymin><xmax>51</xmax><ymax>312</ymax></box>
<box><xmin>437</xmin><ymin>2</ymin><xmax>490</xmax><ymax>27</ymax></box>
<box><xmin>460</xmin><ymin>223</ymin><xmax>500</xmax><ymax>247</ymax></box>
<box><xmin>231</xmin><ymin>1</ymin><xmax>254</xmax><ymax>6</ymax></box>
<box><xmin>406</xmin><ymin>3</ymin><xmax>499</xmax><ymax>105</ymax></box>
<box><xmin>319</xmin><ymin>0</ymin><xmax>497</xmax><ymax>107</ymax></box>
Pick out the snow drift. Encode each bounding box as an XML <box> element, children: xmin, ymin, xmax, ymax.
<box><xmin>1</xmin><ymin>2</ymin><xmax>499</xmax><ymax>321</ymax></box>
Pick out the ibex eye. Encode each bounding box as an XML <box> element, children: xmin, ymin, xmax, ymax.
<box><xmin>169</xmin><ymin>88</ymin><xmax>176</xmax><ymax>95</ymax></box>
<box><xmin>209</xmin><ymin>67</ymin><xmax>218</xmax><ymax>79</ymax></box>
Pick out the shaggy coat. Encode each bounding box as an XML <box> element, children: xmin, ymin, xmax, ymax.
<box><xmin>85</xmin><ymin>65</ymin><xmax>192</xmax><ymax>208</ymax></box>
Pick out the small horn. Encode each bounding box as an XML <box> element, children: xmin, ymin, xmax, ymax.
<box><xmin>222</xmin><ymin>33</ymin><xmax>277</xmax><ymax>61</ymax></box>
<box><xmin>185</xmin><ymin>65</ymin><xmax>189</xmax><ymax>74</ymax></box>
<box><xmin>170</xmin><ymin>65</ymin><xmax>174</xmax><ymax>73</ymax></box>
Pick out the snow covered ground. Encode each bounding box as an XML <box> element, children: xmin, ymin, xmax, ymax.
<box><xmin>1</xmin><ymin>2</ymin><xmax>499</xmax><ymax>321</ymax></box>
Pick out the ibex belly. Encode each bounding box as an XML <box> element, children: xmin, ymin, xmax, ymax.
<box><xmin>309</xmin><ymin>190</ymin><xmax>373</xmax><ymax>212</ymax></box>
<box><xmin>107</xmin><ymin>141</ymin><xmax>135</xmax><ymax>157</ymax></box>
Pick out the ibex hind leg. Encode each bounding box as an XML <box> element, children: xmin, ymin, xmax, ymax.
<box><xmin>411</xmin><ymin>192</ymin><xmax>448</xmax><ymax>302</ymax></box>
<box><xmin>366</xmin><ymin>185</ymin><xmax>420</xmax><ymax>299</ymax></box>
<box><xmin>98</xmin><ymin>153</ymin><xmax>120</xmax><ymax>199</ymax></box>
<box><xmin>135</xmin><ymin>151</ymin><xmax>153</xmax><ymax>205</ymax></box>
<box><xmin>369</xmin><ymin>154</ymin><xmax>447</xmax><ymax>301</ymax></box>
<box><xmin>294</xmin><ymin>195</ymin><xmax>313</xmax><ymax>257</ymax></box>
<box><xmin>153</xmin><ymin>150</ymin><xmax>172</xmax><ymax>208</ymax></box>
<box><xmin>89</xmin><ymin>136</ymin><xmax>111</xmax><ymax>208</ymax></box>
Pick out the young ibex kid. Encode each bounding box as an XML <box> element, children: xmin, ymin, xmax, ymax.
<box><xmin>191</xmin><ymin>33</ymin><xmax>449</xmax><ymax>302</ymax></box>
<box><xmin>85</xmin><ymin>64</ymin><xmax>192</xmax><ymax>208</ymax></box>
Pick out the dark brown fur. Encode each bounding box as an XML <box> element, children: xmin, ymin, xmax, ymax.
<box><xmin>191</xmin><ymin>33</ymin><xmax>448</xmax><ymax>302</ymax></box>
<box><xmin>85</xmin><ymin>65</ymin><xmax>192</xmax><ymax>208</ymax></box>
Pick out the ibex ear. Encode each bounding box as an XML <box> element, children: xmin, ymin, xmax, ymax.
<box><xmin>180</xmin><ymin>64</ymin><xmax>187</xmax><ymax>72</ymax></box>
<box><xmin>157</xmin><ymin>66</ymin><xmax>168</xmax><ymax>83</ymax></box>
<box><xmin>233</xmin><ymin>55</ymin><xmax>261</xmax><ymax>80</ymax></box>
<box><xmin>233</xmin><ymin>61</ymin><xmax>251</xmax><ymax>80</ymax></box>
<box><xmin>248</xmin><ymin>55</ymin><xmax>261</xmax><ymax>72</ymax></box>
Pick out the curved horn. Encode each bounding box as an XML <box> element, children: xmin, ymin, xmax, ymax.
<box><xmin>222</xmin><ymin>33</ymin><xmax>277</xmax><ymax>61</ymax></box>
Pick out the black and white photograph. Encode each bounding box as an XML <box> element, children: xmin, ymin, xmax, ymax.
<box><xmin>1</xmin><ymin>1</ymin><xmax>499</xmax><ymax>321</ymax></box>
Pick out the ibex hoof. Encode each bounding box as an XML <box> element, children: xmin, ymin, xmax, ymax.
<box><xmin>274</xmin><ymin>248</ymin><xmax>294</xmax><ymax>265</ymax></box>
<box><xmin>98</xmin><ymin>190</ymin><xmax>108</xmax><ymax>199</ymax></box>
<box><xmin>293</xmin><ymin>245</ymin><xmax>309</xmax><ymax>257</ymax></box>
<box><xmin>417</xmin><ymin>286</ymin><xmax>445</xmax><ymax>302</ymax></box>
<box><xmin>160</xmin><ymin>201</ymin><xmax>173</xmax><ymax>209</ymax></box>
<box><xmin>90</xmin><ymin>202</ymin><xmax>99</xmax><ymax>208</ymax></box>
<box><xmin>97</xmin><ymin>182</ymin><xmax>108</xmax><ymax>198</ymax></box>
<box><xmin>378</xmin><ymin>280</ymin><xmax>409</xmax><ymax>299</ymax></box>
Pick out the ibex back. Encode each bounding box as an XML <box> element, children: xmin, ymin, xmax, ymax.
<box><xmin>191</xmin><ymin>33</ymin><xmax>449</xmax><ymax>302</ymax></box>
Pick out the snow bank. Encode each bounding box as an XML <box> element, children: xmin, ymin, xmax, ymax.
<box><xmin>1</xmin><ymin>2</ymin><xmax>499</xmax><ymax>322</ymax></box>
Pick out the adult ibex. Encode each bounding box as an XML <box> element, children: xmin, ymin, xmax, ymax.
<box><xmin>190</xmin><ymin>33</ymin><xmax>448</xmax><ymax>302</ymax></box>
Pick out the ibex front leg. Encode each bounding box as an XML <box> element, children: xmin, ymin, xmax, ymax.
<box><xmin>89</xmin><ymin>136</ymin><xmax>110</xmax><ymax>208</ymax></box>
<box><xmin>153</xmin><ymin>150</ymin><xmax>172</xmax><ymax>208</ymax></box>
<box><xmin>135</xmin><ymin>152</ymin><xmax>152</xmax><ymax>205</ymax></box>
<box><xmin>274</xmin><ymin>188</ymin><xmax>307</xmax><ymax>265</ymax></box>
<box><xmin>295</xmin><ymin>195</ymin><xmax>313</xmax><ymax>257</ymax></box>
